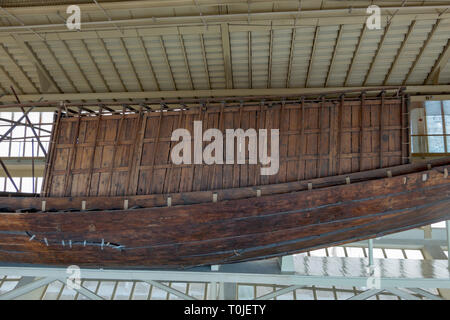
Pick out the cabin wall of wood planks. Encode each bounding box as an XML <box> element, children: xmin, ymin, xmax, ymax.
<box><xmin>42</xmin><ymin>95</ymin><xmax>409</xmax><ymax>197</ymax></box>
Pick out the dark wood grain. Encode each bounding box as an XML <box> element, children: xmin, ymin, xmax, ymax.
<box><xmin>0</xmin><ymin>162</ymin><xmax>449</xmax><ymax>268</ymax></box>
<box><xmin>43</xmin><ymin>96</ymin><xmax>406</xmax><ymax>198</ymax></box>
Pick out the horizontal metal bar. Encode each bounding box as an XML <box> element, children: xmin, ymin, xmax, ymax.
<box><xmin>0</xmin><ymin>86</ymin><xmax>410</xmax><ymax>107</ymax></box>
<box><xmin>145</xmin><ymin>280</ymin><xmax>197</xmax><ymax>300</ymax></box>
<box><xmin>255</xmin><ymin>285</ymin><xmax>304</xmax><ymax>300</ymax></box>
<box><xmin>0</xmin><ymin>277</ymin><xmax>57</xmax><ymax>300</ymax></box>
<box><xmin>0</xmin><ymin>5</ymin><xmax>448</xmax><ymax>33</ymax></box>
<box><xmin>347</xmin><ymin>289</ymin><xmax>384</xmax><ymax>300</ymax></box>
<box><xmin>0</xmin><ymin>265</ymin><xmax>448</xmax><ymax>289</ymax></box>
<box><xmin>408</xmin><ymin>288</ymin><xmax>444</xmax><ymax>300</ymax></box>
<box><xmin>386</xmin><ymin>288</ymin><xmax>421</xmax><ymax>300</ymax></box>
<box><xmin>56</xmin><ymin>278</ymin><xmax>103</xmax><ymax>300</ymax></box>
<box><xmin>0</xmin><ymin>157</ymin><xmax>45</xmax><ymax>178</ymax></box>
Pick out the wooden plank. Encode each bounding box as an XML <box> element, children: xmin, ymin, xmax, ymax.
<box><xmin>336</xmin><ymin>95</ymin><xmax>344</xmax><ymax>175</ymax></box>
<box><xmin>105</xmin><ymin>108</ymin><xmax>126</xmax><ymax>196</ymax></box>
<box><xmin>128</xmin><ymin>107</ymin><xmax>146</xmax><ymax>195</ymax></box>
<box><xmin>2</xmin><ymin>156</ymin><xmax>449</xmax><ymax>212</ymax></box>
<box><xmin>62</xmin><ymin>109</ymin><xmax>82</xmax><ymax>196</ymax></box>
<box><xmin>145</xmin><ymin>110</ymin><xmax>164</xmax><ymax>194</ymax></box>
<box><xmin>85</xmin><ymin>108</ymin><xmax>103</xmax><ymax>196</ymax></box>
<box><xmin>328</xmin><ymin>100</ymin><xmax>337</xmax><ymax>175</ymax></box>
<box><xmin>43</xmin><ymin>95</ymin><xmax>406</xmax><ymax>198</ymax></box>
<box><xmin>402</xmin><ymin>94</ymin><xmax>410</xmax><ymax>164</ymax></box>
<box><xmin>210</xmin><ymin>104</ymin><xmax>224</xmax><ymax>190</ymax></box>
<box><xmin>380</xmin><ymin>92</ymin><xmax>385</xmax><ymax>168</ymax></box>
<box><xmin>317</xmin><ymin>97</ymin><xmax>324</xmax><ymax>178</ymax></box>
<box><xmin>297</xmin><ymin>97</ymin><xmax>306</xmax><ymax>180</ymax></box>
<box><xmin>41</xmin><ymin>106</ymin><xmax>62</xmax><ymax>196</ymax></box>
<box><xmin>359</xmin><ymin>93</ymin><xmax>365</xmax><ymax>171</ymax></box>
<box><xmin>165</xmin><ymin>109</ymin><xmax>184</xmax><ymax>194</ymax></box>
<box><xmin>0</xmin><ymin>161</ymin><xmax>449</xmax><ymax>267</ymax></box>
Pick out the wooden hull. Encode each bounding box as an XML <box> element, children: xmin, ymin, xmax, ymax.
<box><xmin>0</xmin><ymin>161</ymin><xmax>449</xmax><ymax>269</ymax></box>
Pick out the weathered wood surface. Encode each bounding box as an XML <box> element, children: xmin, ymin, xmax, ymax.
<box><xmin>42</xmin><ymin>96</ymin><xmax>406</xmax><ymax>198</ymax></box>
<box><xmin>0</xmin><ymin>163</ymin><xmax>448</xmax><ymax>268</ymax></box>
<box><xmin>1</xmin><ymin>157</ymin><xmax>448</xmax><ymax>212</ymax></box>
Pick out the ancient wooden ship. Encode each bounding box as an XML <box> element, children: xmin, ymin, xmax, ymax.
<box><xmin>0</xmin><ymin>92</ymin><xmax>449</xmax><ymax>269</ymax></box>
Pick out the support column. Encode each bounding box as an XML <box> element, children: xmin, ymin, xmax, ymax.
<box><xmin>0</xmin><ymin>277</ymin><xmax>56</xmax><ymax>300</ymax></box>
<box><xmin>446</xmin><ymin>220</ymin><xmax>450</xmax><ymax>268</ymax></box>
<box><xmin>422</xmin><ymin>237</ymin><xmax>450</xmax><ymax>299</ymax></box>
<box><xmin>208</xmin><ymin>282</ymin><xmax>218</xmax><ymax>300</ymax></box>
<box><xmin>11</xmin><ymin>277</ymin><xmax>47</xmax><ymax>300</ymax></box>
<box><xmin>279</xmin><ymin>255</ymin><xmax>295</xmax><ymax>273</ymax></box>
<box><xmin>222</xmin><ymin>283</ymin><xmax>237</xmax><ymax>300</ymax></box>
<box><xmin>368</xmin><ymin>239</ymin><xmax>374</xmax><ymax>267</ymax></box>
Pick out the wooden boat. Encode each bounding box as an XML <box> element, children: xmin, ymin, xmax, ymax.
<box><xmin>0</xmin><ymin>93</ymin><xmax>449</xmax><ymax>269</ymax></box>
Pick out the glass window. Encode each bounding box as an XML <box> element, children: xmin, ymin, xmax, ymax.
<box><xmin>425</xmin><ymin>101</ymin><xmax>443</xmax><ymax>134</ymax></box>
<box><xmin>0</xmin><ymin>112</ymin><xmax>54</xmax><ymax>194</ymax></box>
<box><xmin>412</xmin><ymin>100</ymin><xmax>450</xmax><ymax>154</ymax></box>
<box><xmin>428</xmin><ymin>136</ymin><xmax>445</xmax><ymax>153</ymax></box>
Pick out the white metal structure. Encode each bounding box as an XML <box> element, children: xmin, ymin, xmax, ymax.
<box><xmin>0</xmin><ymin>225</ymin><xmax>448</xmax><ymax>300</ymax></box>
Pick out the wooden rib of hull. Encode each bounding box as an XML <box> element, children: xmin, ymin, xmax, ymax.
<box><xmin>0</xmin><ymin>162</ymin><xmax>449</xmax><ymax>269</ymax></box>
<box><xmin>43</xmin><ymin>96</ymin><xmax>407</xmax><ymax>198</ymax></box>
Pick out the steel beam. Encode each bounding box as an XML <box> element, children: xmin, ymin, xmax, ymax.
<box><xmin>2</xmin><ymin>85</ymin><xmax>450</xmax><ymax>104</ymax></box>
<box><xmin>347</xmin><ymin>289</ymin><xmax>384</xmax><ymax>300</ymax></box>
<box><xmin>221</xmin><ymin>23</ymin><xmax>233</xmax><ymax>89</ymax></box>
<box><xmin>386</xmin><ymin>288</ymin><xmax>420</xmax><ymax>300</ymax></box>
<box><xmin>119</xmin><ymin>37</ymin><xmax>144</xmax><ymax>92</ymax></box>
<box><xmin>0</xmin><ymin>157</ymin><xmax>45</xmax><ymax>178</ymax></box>
<box><xmin>384</xmin><ymin>20</ymin><xmax>416</xmax><ymax>85</ymax></box>
<box><xmin>425</xmin><ymin>40</ymin><xmax>450</xmax><ymax>85</ymax></box>
<box><xmin>145</xmin><ymin>280</ymin><xmax>197</xmax><ymax>300</ymax></box>
<box><xmin>159</xmin><ymin>35</ymin><xmax>177</xmax><ymax>90</ymax></box>
<box><xmin>178</xmin><ymin>30</ymin><xmax>194</xmax><ymax>90</ymax></box>
<box><xmin>286</xmin><ymin>27</ymin><xmax>296</xmax><ymax>88</ymax></box>
<box><xmin>200</xmin><ymin>33</ymin><xmax>211</xmax><ymax>90</ymax></box>
<box><xmin>0</xmin><ymin>158</ymin><xmax>19</xmax><ymax>192</ymax></box>
<box><xmin>10</xmin><ymin>88</ymin><xmax>47</xmax><ymax>157</ymax></box>
<box><xmin>0</xmin><ymin>262</ymin><xmax>448</xmax><ymax>290</ymax></box>
<box><xmin>79</xmin><ymin>39</ymin><xmax>111</xmax><ymax>92</ymax></box>
<box><xmin>447</xmin><ymin>220</ymin><xmax>450</xmax><ymax>268</ymax></box>
<box><xmin>222</xmin><ymin>282</ymin><xmax>237</xmax><ymax>300</ymax></box>
<box><xmin>344</xmin><ymin>25</ymin><xmax>366</xmax><ymax>86</ymax></box>
<box><xmin>1</xmin><ymin>5</ymin><xmax>450</xmax><ymax>35</ymax></box>
<box><xmin>255</xmin><ymin>285</ymin><xmax>304</xmax><ymax>300</ymax></box>
<box><xmin>13</xmin><ymin>277</ymin><xmax>47</xmax><ymax>300</ymax></box>
<box><xmin>325</xmin><ymin>25</ymin><xmax>343</xmax><ymax>87</ymax></box>
<box><xmin>368</xmin><ymin>239</ymin><xmax>374</xmax><ymax>266</ymax></box>
<box><xmin>305</xmin><ymin>26</ymin><xmax>319</xmax><ymax>88</ymax></box>
<box><xmin>137</xmin><ymin>36</ymin><xmax>160</xmax><ymax>91</ymax></box>
<box><xmin>409</xmin><ymin>288</ymin><xmax>444</xmax><ymax>300</ymax></box>
<box><xmin>0</xmin><ymin>107</ymin><xmax>34</xmax><ymax>141</ymax></box>
<box><xmin>41</xmin><ymin>41</ymin><xmax>78</xmax><ymax>93</ymax></box>
<box><xmin>97</xmin><ymin>38</ymin><xmax>127</xmax><ymax>92</ymax></box>
<box><xmin>402</xmin><ymin>19</ymin><xmax>442</xmax><ymax>85</ymax></box>
<box><xmin>56</xmin><ymin>278</ymin><xmax>104</xmax><ymax>300</ymax></box>
<box><xmin>0</xmin><ymin>44</ymin><xmax>39</xmax><ymax>93</ymax></box>
<box><xmin>363</xmin><ymin>22</ymin><xmax>393</xmax><ymax>86</ymax></box>
<box><xmin>0</xmin><ymin>277</ymin><xmax>57</xmax><ymax>300</ymax></box>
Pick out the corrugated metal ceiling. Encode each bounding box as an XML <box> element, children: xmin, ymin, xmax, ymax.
<box><xmin>0</xmin><ymin>0</ymin><xmax>448</xmax><ymax>102</ymax></box>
